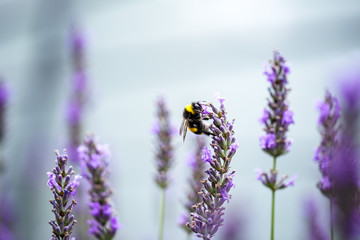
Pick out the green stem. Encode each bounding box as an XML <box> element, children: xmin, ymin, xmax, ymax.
<box><xmin>271</xmin><ymin>156</ymin><xmax>277</xmax><ymax>240</ymax></box>
<box><xmin>271</xmin><ymin>189</ymin><xmax>275</xmax><ymax>240</ymax></box>
<box><xmin>330</xmin><ymin>197</ymin><xmax>334</xmax><ymax>240</ymax></box>
<box><xmin>273</xmin><ymin>156</ymin><xmax>277</xmax><ymax>171</ymax></box>
<box><xmin>158</xmin><ymin>189</ymin><xmax>166</xmax><ymax>240</ymax></box>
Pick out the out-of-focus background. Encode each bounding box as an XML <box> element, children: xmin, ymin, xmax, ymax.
<box><xmin>0</xmin><ymin>0</ymin><xmax>359</xmax><ymax>239</ymax></box>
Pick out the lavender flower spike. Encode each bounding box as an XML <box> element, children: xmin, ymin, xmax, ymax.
<box><xmin>153</xmin><ymin>96</ymin><xmax>175</xmax><ymax>189</ymax></box>
<box><xmin>314</xmin><ymin>91</ymin><xmax>341</xmax><ymax>198</ymax></box>
<box><xmin>187</xmin><ymin>96</ymin><xmax>238</xmax><ymax>240</ymax></box>
<box><xmin>78</xmin><ymin>135</ymin><xmax>121</xmax><ymax>239</ymax></box>
<box><xmin>48</xmin><ymin>150</ymin><xmax>81</xmax><ymax>240</ymax></box>
<box><xmin>330</xmin><ymin>73</ymin><xmax>360</xmax><ymax>239</ymax></box>
<box><xmin>257</xmin><ymin>51</ymin><xmax>295</xmax><ymax>240</ymax></box>
<box><xmin>66</xmin><ymin>27</ymin><xmax>88</xmax><ymax>163</ymax></box>
<box><xmin>260</xmin><ymin>51</ymin><xmax>294</xmax><ymax>157</ymax></box>
<box><xmin>153</xmin><ymin>96</ymin><xmax>175</xmax><ymax>240</ymax></box>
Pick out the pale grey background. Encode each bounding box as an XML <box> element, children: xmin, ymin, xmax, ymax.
<box><xmin>0</xmin><ymin>0</ymin><xmax>359</xmax><ymax>239</ymax></box>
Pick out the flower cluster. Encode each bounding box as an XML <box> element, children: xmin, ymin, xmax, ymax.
<box><xmin>153</xmin><ymin>97</ymin><xmax>175</xmax><ymax>189</ymax></box>
<box><xmin>179</xmin><ymin>137</ymin><xmax>207</xmax><ymax>234</ymax></box>
<box><xmin>187</xmin><ymin>96</ymin><xmax>238</xmax><ymax>240</ymax></box>
<box><xmin>47</xmin><ymin>150</ymin><xmax>81</xmax><ymax>240</ymax></box>
<box><xmin>78</xmin><ymin>135</ymin><xmax>121</xmax><ymax>239</ymax></box>
<box><xmin>257</xmin><ymin>51</ymin><xmax>296</xmax><ymax>190</ymax></box>
<box><xmin>260</xmin><ymin>51</ymin><xmax>294</xmax><ymax>157</ymax></box>
<box><xmin>314</xmin><ymin>91</ymin><xmax>341</xmax><ymax>198</ymax></box>
<box><xmin>67</xmin><ymin>27</ymin><xmax>88</xmax><ymax>162</ymax></box>
<box><xmin>255</xmin><ymin>168</ymin><xmax>296</xmax><ymax>191</ymax></box>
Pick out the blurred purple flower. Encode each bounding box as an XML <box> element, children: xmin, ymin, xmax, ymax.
<box><xmin>0</xmin><ymin>192</ymin><xmax>16</xmax><ymax>240</ymax></box>
<box><xmin>329</xmin><ymin>68</ymin><xmax>360</xmax><ymax>238</ymax></box>
<box><xmin>153</xmin><ymin>96</ymin><xmax>175</xmax><ymax>189</ymax></box>
<box><xmin>78</xmin><ymin>135</ymin><xmax>120</xmax><ymax>239</ymax></box>
<box><xmin>0</xmin><ymin>80</ymin><xmax>9</xmax><ymax>107</ymax></box>
<box><xmin>314</xmin><ymin>91</ymin><xmax>341</xmax><ymax>198</ymax></box>
<box><xmin>220</xmin><ymin>210</ymin><xmax>246</xmax><ymax>240</ymax></box>
<box><xmin>73</xmin><ymin>71</ymin><xmax>87</xmax><ymax>93</ymax></box>
<box><xmin>67</xmin><ymin>27</ymin><xmax>88</xmax><ymax>163</ymax></box>
<box><xmin>187</xmin><ymin>96</ymin><xmax>238</xmax><ymax>239</ymax></box>
<box><xmin>0</xmin><ymin>79</ymin><xmax>9</xmax><ymax>148</ymax></box>
<box><xmin>67</xmin><ymin>100</ymin><xmax>82</xmax><ymax>126</ymax></box>
<box><xmin>179</xmin><ymin>137</ymin><xmax>207</xmax><ymax>234</ymax></box>
<box><xmin>305</xmin><ymin>199</ymin><xmax>328</xmax><ymax>240</ymax></box>
<box><xmin>201</xmin><ymin>146</ymin><xmax>212</xmax><ymax>164</ymax></box>
<box><xmin>48</xmin><ymin>150</ymin><xmax>80</xmax><ymax>240</ymax></box>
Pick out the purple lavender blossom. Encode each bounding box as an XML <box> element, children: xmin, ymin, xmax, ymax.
<box><xmin>78</xmin><ymin>135</ymin><xmax>121</xmax><ymax>239</ymax></box>
<box><xmin>201</xmin><ymin>146</ymin><xmax>212</xmax><ymax>164</ymax></box>
<box><xmin>304</xmin><ymin>199</ymin><xmax>328</xmax><ymax>240</ymax></box>
<box><xmin>179</xmin><ymin>137</ymin><xmax>207</xmax><ymax>234</ymax></box>
<box><xmin>257</xmin><ymin>52</ymin><xmax>295</xmax><ymax>240</ymax></box>
<box><xmin>259</xmin><ymin>51</ymin><xmax>294</xmax><ymax>157</ymax></box>
<box><xmin>48</xmin><ymin>150</ymin><xmax>80</xmax><ymax>240</ymax></box>
<box><xmin>67</xmin><ymin>27</ymin><xmax>88</xmax><ymax>163</ymax></box>
<box><xmin>187</xmin><ymin>96</ymin><xmax>238</xmax><ymax>240</ymax></box>
<box><xmin>153</xmin><ymin>96</ymin><xmax>175</xmax><ymax>189</ymax></box>
<box><xmin>314</xmin><ymin>91</ymin><xmax>341</xmax><ymax>198</ymax></box>
<box><xmin>256</xmin><ymin>51</ymin><xmax>296</xmax><ymax>191</ymax></box>
<box><xmin>255</xmin><ymin>168</ymin><xmax>297</xmax><ymax>190</ymax></box>
<box><xmin>329</xmin><ymin>74</ymin><xmax>360</xmax><ymax>238</ymax></box>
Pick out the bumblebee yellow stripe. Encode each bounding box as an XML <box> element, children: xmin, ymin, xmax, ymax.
<box><xmin>185</xmin><ymin>104</ymin><xmax>195</xmax><ymax>114</ymax></box>
<box><xmin>188</xmin><ymin>127</ymin><xmax>198</xmax><ymax>133</ymax></box>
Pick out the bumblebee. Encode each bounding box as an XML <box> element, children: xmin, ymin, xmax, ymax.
<box><xmin>179</xmin><ymin>102</ymin><xmax>213</xmax><ymax>141</ymax></box>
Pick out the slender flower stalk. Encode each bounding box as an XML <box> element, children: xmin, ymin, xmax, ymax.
<box><xmin>152</xmin><ymin>96</ymin><xmax>175</xmax><ymax>240</ymax></box>
<box><xmin>67</xmin><ymin>27</ymin><xmax>88</xmax><ymax>163</ymax></box>
<box><xmin>47</xmin><ymin>150</ymin><xmax>81</xmax><ymax>240</ymax></box>
<box><xmin>314</xmin><ymin>90</ymin><xmax>341</xmax><ymax>239</ymax></box>
<box><xmin>179</xmin><ymin>137</ymin><xmax>207</xmax><ymax>235</ymax></box>
<box><xmin>330</xmin><ymin>73</ymin><xmax>360</xmax><ymax>239</ymax></box>
<box><xmin>257</xmin><ymin>51</ymin><xmax>295</xmax><ymax>240</ymax></box>
<box><xmin>187</xmin><ymin>95</ymin><xmax>238</xmax><ymax>240</ymax></box>
<box><xmin>78</xmin><ymin>135</ymin><xmax>121</xmax><ymax>239</ymax></box>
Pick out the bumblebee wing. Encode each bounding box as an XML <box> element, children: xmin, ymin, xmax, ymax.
<box><xmin>179</xmin><ymin>119</ymin><xmax>185</xmax><ymax>135</ymax></box>
<box><xmin>179</xmin><ymin>119</ymin><xmax>189</xmax><ymax>141</ymax></box>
